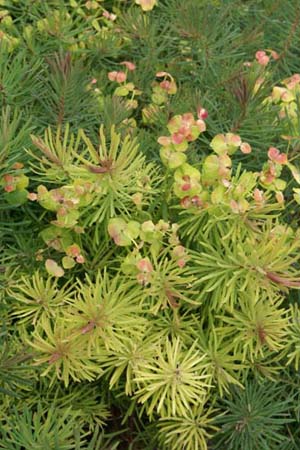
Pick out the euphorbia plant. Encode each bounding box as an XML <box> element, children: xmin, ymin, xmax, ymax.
<box><xmin>4</xmin><ymin>109</ymin><xmax>300</xmax><ymax>450</ymax></box>
<box><xmin>24</xmin><ymin>124</ymin><xmax>159</xmax><ymax>273</ymax></box>
<box><xmin>3</xmin><ymin>2</ymin><xmax>300</xmax><ymax>449</ymax></box>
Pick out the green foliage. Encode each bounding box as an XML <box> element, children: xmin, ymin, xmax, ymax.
<box><xmin>2</xmin><ymin>0</ymin><xmax>300</xmax><ymax>448</ymax></box>
<box><xmin>214</xmin><ymin>381</ymin><xmax>294</xmax><ymax>450</ymax></box>
<box><xmin>0</xmin><ymin>404</ymin><xmax>87</xmax><ymax>449</ymax></box>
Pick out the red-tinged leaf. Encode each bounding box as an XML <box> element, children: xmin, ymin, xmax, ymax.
<box><xmin>45</xmin><ymin>259</ymin><xmax>65</xmax><ymax>277</ymax></box>
<box><xmin>266</xmin><ymin>272</ymin><xmax>300</xmax><ymax>287</ymax></box>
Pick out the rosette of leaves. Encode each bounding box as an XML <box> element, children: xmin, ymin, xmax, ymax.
<box><xmin>217</xmin><ymin>292</ymin><xmax>289</xmax><ymax>364</ymax></box>
<box><xmin>30</xmin><ymin>124</ymin><xmax>159</xmax><ymax>230</ymax></box>
<box><xmin>158</xmin><ymin>403</ymin><xmax>218</xmax><ymax>450</ymax></box>
<box><xmin>195</xmin><ymin>319</ymin><xmax>245</xmax><ymax>396</ymax></box>
<box><xmin>122</xmin><ymin>253</ymin><xmax>198</xmax><ymax>314</ymax></box>
<box><xmin>106</xmin><ymin>332</ymin><xmax>157</xmax><ymax>396</ymax></box>
<box><xmin>28</xmin><ymin>316</ymin><xmax>103</xmax><ymax>387</ymax></box>
<box><xmin>134</xmin><ymin>337</ymin><xmax>210</xmax><ymax>418</ymax></box>
<box><xmin>63</xmin><ymin>270</ymin><xmax>147</xmax><ymax>355</ymax></box>
<box><xmin>8</xmin><ymin>271</ymin><xmax>74</xmax><ymax>325</ymax></box>
<box><xmin>73</xmin><ymin>125</ymin><xmax>159</xmax><ymax>226</ymax></box>
<box><xmin>189</xmin><ymin>222</ymin><xmax>300</xmax><ymax>310</ymax></box>
<box><xmin>143</xmin><ymin>256</ymin><xmax>198</xmax><ymax>313</ymax></box>
<box><xmin>213</xmin><ymin>381</ymin><xmax>294</xmax><ymax>450</ymax></box>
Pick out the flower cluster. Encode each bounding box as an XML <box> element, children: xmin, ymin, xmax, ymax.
<box><xmin>37</xmin><ymin>224</ymin><xmax>85</xmax><ymax>276</ymax></box>
<box><xmin>1</xmin><ymin>163</ymin><xmax>29</xmax><ymax>205</ymax></box>
<box><xmin>157</xmin><ymin>109</ymin><xmax>291</xmax><ymax>215</ymax></box>
<box><xmin>31</xmin><ymin>181</ymin><xmax>94</xmax><ymax>228</ymax></box>
<box><xmin>210</xmin><ymin>133</ymin><xmax>251</xmax><ymax>155</ymax></box>
<box><xmin>108</xmin><ymin>217</ymin><xmax>191</xmax><ymax>311</ymax></box>
<box><xmin>158</xmin><ymin>111</ymin><xmax>206</xmax><ymax>170</ymax></box>
<box><xmin>258</xmin><ymin>147</ymin><xmax>288</xmax><ymax>200</ymax></box>
<box><xmin>142</xmin><ymin>72</ymin><xmax>177</xmax><ymax>124</ymax></box>
<box><xmin>262</xmin><ymin>73</ymin><xmax>300</xmax><ymax>196</ymax></box>
<box><xmin>255</xmin><ymin>49</ymin><xmax>279</xmax><ymax>66</ymax></box>
<box><xmin>107</xmin><ymin>61</ymin><xmax>141</xmax><ymax>109</ymax></box>
<box><xmin>151</xmin><ymin>72</ymin><xmax>177</xmax><ymax>104</ymax></box>
<box><xmin>267</xmin><ymin>73</ymin><xmax>300</xmax><ymax>122</ymax></box>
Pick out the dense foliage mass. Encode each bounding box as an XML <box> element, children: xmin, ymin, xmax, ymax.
<box><xmin>1</xmin><ymin>0</ymin><xmax>300</xmax><ymax>448</ymax></box>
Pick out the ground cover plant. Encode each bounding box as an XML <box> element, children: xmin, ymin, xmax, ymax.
<box><xmin>1</xmin><ymin>0</ymin><xmax>300</xmax><ymax>448</ymax></box>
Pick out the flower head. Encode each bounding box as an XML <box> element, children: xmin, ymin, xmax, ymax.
<box><xmin>120</xmin><ymin>61</ymin><xmax>136</xmax><ymax>71</ymax></box>
<box><xmin>108</xmin><ymin>71</ymin><xmax>127</xmax><ymax>83</ymax></box>
<box><xmin>255</xmin><ymin>50</ymin><xmax>270</xmax><ymax>66</ymax></box>
<box><xmin>268</xmin><ymin>147</ymin><xmax>287</xmax><ymax>165</ymax></box>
